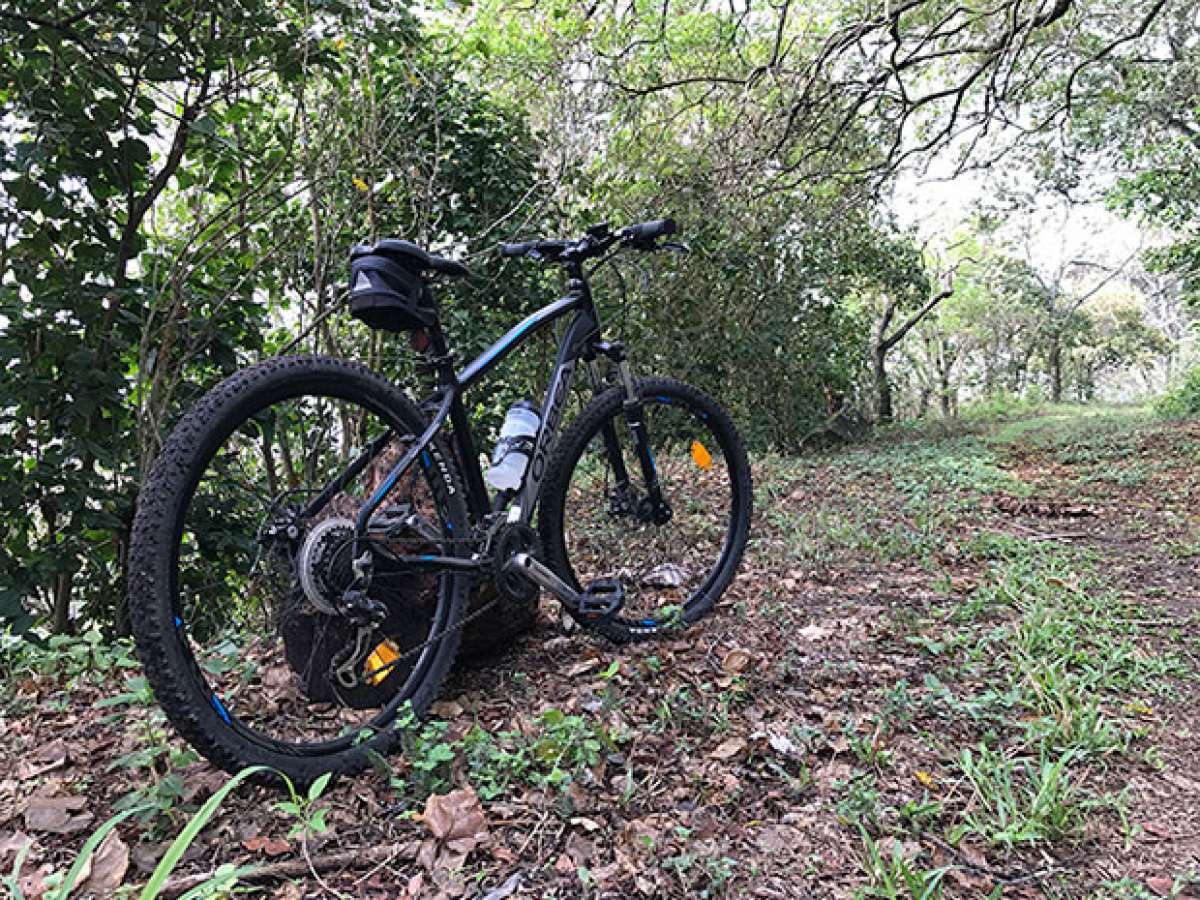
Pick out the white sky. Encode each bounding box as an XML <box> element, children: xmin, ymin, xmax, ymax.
<box><xmin>892</xmin><ymin>161</ymin><xmax>1153</xmax><ymax>276</ymax></box>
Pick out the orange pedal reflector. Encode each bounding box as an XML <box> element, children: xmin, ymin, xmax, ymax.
<box><xmin>691</xmin><ymin>440</ymin><xmax>713</xmax><ymax>470</ymax></box>
<box><xmin>364</xmin><ymin>638</ymin><xmax>401</xmax><ymax>685</ymax></box>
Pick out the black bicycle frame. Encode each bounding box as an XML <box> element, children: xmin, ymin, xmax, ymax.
<box><xmin>298</xmin><ymin>277</ymin><xmax>603</xmax><ymax>561</ymax></box>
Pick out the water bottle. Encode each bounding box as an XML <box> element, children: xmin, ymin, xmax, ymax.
<box><xmin>486</xmin><ymin>401</ymin><xmax>540</xmax><ymax>490</ymax></box>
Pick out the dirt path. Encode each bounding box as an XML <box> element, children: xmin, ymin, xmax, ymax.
<box><xmin>2</xmin><ymin>408</ymin><xmax>1198</xmax><ymax>898</ymax></box>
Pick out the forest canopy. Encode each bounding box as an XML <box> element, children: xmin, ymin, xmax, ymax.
<box><xmin>1</xmin><ymin>0</ymin><xmax>1198</xmax><ymax>635</ymax></box>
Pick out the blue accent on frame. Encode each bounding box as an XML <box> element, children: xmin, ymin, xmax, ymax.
<box><xmin>174</xmin><ymin>616</ymin><xmax>182</xmax><ymax>628</ymax></box>
<box><xmin>655</xmin><ymin>395</ymin><xmax>672</xmax><ymax>403</ymax></box>
<box><xmin>421</xmin><ymin>451</ymin><xmax>431</xmax><ymax>469</ymax></box>
<box><xmin>211</xmin><ymin>694</ymin><xmax>231</xmax><ymax>724</ymax></box>
<box><xmin>477</xmin><ymin>319</ymin><xmax>534</xmax><ymax>366</ymax></box>
<box><xmin>642</xmin><ymin>619</ymin><xmax>657</xmax><ymax>626</ymax></box>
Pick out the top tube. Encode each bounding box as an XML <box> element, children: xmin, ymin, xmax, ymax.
<box><xmin>456</xmin><ymin>293</ymin><xmax>585</xmax><ymax>392</ymax></box>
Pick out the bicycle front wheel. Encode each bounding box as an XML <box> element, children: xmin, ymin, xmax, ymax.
<box><xmin>539</xmin><ymin>377</ymin><xmax>752</xmax><ymax>642</ymax></box>
<box><xmin>128</xmin><ymin>355</ymin><xmax>469</xmax><ymax>783</ymax></box>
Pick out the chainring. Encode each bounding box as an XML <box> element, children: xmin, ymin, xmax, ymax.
<box><xmin>491</xmin><ymin>522</ymin><xmax>541</xmax><ymax>605</ymax></box>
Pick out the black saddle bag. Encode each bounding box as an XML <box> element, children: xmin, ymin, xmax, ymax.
<box><xmin>348</xmin><ymin>252</ymin><xmax>437</xmax><ymax>332</ymax></box>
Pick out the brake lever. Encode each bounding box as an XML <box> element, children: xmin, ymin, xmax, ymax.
<box><xmin>662</xmin><ymin>241</ymin><xmax>689</xmax><ymax>254</ymax></box>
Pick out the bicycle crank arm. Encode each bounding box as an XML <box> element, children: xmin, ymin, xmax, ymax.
<box><xmin>505</xmin><ymin>553</ymin><xmax>581</xmax><ymax>607</ymax></box>
<box><xmin>504</xmin><ymin>554</ymin><xmax>626</xmax><ymax>620</ymax></box>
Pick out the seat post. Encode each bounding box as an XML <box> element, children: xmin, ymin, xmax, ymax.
<box><xmin>424</xmin><ymin>316</ymin><xmax>458</xmax><ymax>389</ymax></box>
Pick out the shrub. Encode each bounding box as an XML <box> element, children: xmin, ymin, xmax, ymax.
<box><xmin>1155</xmin><ymin>367</ymin><xmax>1200</xmax><ymax>418</ymax></box>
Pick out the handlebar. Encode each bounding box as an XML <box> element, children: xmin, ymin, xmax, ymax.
<box><xmin>500</xmin><ymin>218</ymin><xmax>679</xmax><ymax>265</ymax></box>
<box><xmin>499</xmin><ymin>239</ymin><xmax>570</xmax><ymax>259</ymax></box>
<box><xmin>620</xmin><ymin>218</ymin><xmax>676</xmax><ymax>245</ymax></box>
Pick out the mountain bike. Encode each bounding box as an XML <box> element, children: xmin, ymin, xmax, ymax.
<box><xmin>128</xmin><ymin>218</ymin><xmax>752</xmax><ymax>782</ymax></box>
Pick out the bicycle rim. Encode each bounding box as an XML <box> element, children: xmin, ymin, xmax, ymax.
<box><xmin>172</xmin><ymin>387</ymin><xmax>458</xmax><ymax>753</ymax></box>
<box><xmin>557</xmin><ymin>389</ymin><xmax>741</xmax><ymax>631</ymax></box>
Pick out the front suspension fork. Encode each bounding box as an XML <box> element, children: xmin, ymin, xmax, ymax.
<box><xmin>590</xmin><ymin>349</ymin><xmax>670</xmax><ymax>524</ymax></box>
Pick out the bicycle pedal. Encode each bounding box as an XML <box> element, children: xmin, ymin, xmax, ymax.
<box><xmin>577</xmin><ymin>578</ymin><xmax>624</xmax><ymax>620</ymax></box>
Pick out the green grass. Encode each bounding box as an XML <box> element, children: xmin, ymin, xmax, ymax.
<box><xmin>760</xmin><ymin>409</ymin><xmax>1195</xmax><ymax>891</ymax></box>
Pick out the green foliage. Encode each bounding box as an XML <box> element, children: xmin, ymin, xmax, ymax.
<box><xmin>0</xmin><ymin>0</ymin><xmax>1188</xmax><ymax>643</ymax></box>
<box><xmin>138</xmin><ymin>766</ymin><xmax>270</xmax><ymax>898</ymax></box>
<box><xmin>275</xmin><ymin>772</ymin><xmax>334</xmax><ymax>840</ymax></box>
<box><xmin>955</xmin><ymin>746</ymin><xmax>1084</xmax><ymax>847</ymax></box>
<box><xmin>461</xmin><ymin>707</ymin><xmax>611</xmax><ymax>801</ymax></box>
<box><xmin>855</xmin><ymin>828</ymin><xmax>948</xmax><ymax>900</ymax></box>
<box><xmin>1156</xmin><ymin>367</ymin><xmax>1200</xmax><ymax>418</ymax></box>
<box><xmin>44</xmin><ymin>805</ymin><xmax>151</xmax><ymax>900</ymax></box>
<box><xmin>390</xmin><ymin>705</ymin><xmax>459</xmax><ymax>799</ymax></box>
<box><xmin>0</xmin><ymin>1</ymin><xmax>540</xmax><ymax>637</ymax></box>
<box><xmin>5</xmin><ymin>766</ymin><xmax>268</xmax><ymax>900</ymax></box>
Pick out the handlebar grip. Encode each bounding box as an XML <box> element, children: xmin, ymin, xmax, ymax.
<box><xmin>500</xmin><ymin>241</ymin><xmax>536</xmax><ymax>258</ymax></box>
<box><xmin>625</xmin><ymin>218</ymin><xmax>677</xmax><ymax>242</ymax></box>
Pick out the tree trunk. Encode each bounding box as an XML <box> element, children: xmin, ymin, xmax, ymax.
<box><xmin>51</xmin><ymin>572</ymin><xmax>73</xmax><ymax>634</ymax></box>
<box><xmin>873</xmin><ymin>345</ymin><xmax>893</xmax><ymax>422</ymax></box>
<box><xmin>936</xmin><ymin>337</ymin><xmax>956</xmax><ymax>418</ymax></box>
<box><xmin>915</xmin><ymin>386</ymin><xmax>931</xmax><ymax>419</ymax></box>
<box><xmin>1048</xmin><ymin>334</ymin><xmax>1063</xmax><ymax>403</ymax></box>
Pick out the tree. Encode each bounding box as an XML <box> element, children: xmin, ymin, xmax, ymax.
<box><xmin>0</xmin><ymin>2</ymin><xmax>542</xmax><ymax>635</ymax></box>
<box><xmin>0</xmin><ymin>0</ymin><xmax>347</xmax><ymax>632</ymax></box>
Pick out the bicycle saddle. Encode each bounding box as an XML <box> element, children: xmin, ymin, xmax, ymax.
<box><xmin>351</xmin><ymin>239</ymin><xmax>469</xmax><ymax>278</ymax></box>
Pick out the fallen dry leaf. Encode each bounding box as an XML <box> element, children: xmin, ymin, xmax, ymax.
<box><xmin>755</xmin><ymin>823</ymin><xmax>801</xmax><ymax>854</ymax></box>
<box><xmin>180</xmin><ymin>765</ymin><xmax>227</xmax><ymax>804</ymax></box>
<box><xmin>709</xmin><ymin>737</ymin><xmax>747</xmax><ymax>760</ymax></box>
<box><xmin>421</xmin><ymin>787</ymin><xmax>489</xmax><ymax>855</ymax></box>
<box><xmin>242</xmin><ymin>835</ymin><xmax>291</xmax><ymax>857</ymax></box>
<box><xmin>430</xmin><ymin>699</ymin><xmax>465</xmax><ymax>718</ymax></box>
<box><xmin>0</xmin><ymin>831</ymin><xmax>33</xmax><ymax>867</ymax></box>
<box><xmin>18</xmin><ymin>741</ymin><xmax>69</xmax><ymax>780</ymax></box>
<box><xmin>563</xmin><ymin>831</ymin><xmax>596</xmax><ymax>866</ymax></box>
<box><xmin>81</xmin><ymin>829</ymin><xmax>129</xmax><ymax>895</ymax></box>
<box><xmin>797</xmin><ymin>623</ymin><xmax>832</xmax><ymax>641</ymax></box>
<box><xmin>721</xmin><ymin>648</ymin><xmax>751</xmax><ymax>675</ymax></box>
<box><xmin>565</xmin><ymin>658</ymin><xmax>601</xmax><ymax>677</ymax></box>
<box><xmin>17</xmin><ymin>864</ymin><xmax>49</xmax><ymax>899</ymax></box>
<box><xmin>1145</xmin><ymin>876</ymin><xmax>1175</xmax><ymax>897</ymax></box>
<box><xmin>766</xmin><ymin>733</ymin><xmax>800</xmax><ymax>757</ymax></box>
<box><xmin>24</xmin><ymin>796</ymin><xmax>92</xmax><ymax>835</ymax></box>
<box><xmin>641</xmin><ymin>563</ymin><xmax>689</xmax><ymax>588</ymax></box>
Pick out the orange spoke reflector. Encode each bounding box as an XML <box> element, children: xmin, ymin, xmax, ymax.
<box><xmin>364</xmin><ymin>638</ymin><xmax>401</xmax><ymax>685</ymax></box>
<box><xmin>690</xmin><ymin>440</ymin><xmax>713</xmax><ymax>470</ymax></box>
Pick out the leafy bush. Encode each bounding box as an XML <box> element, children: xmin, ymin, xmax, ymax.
<box><xmin>960</xmin><ymin>390</ymin><xmax>1045</xmax><ymax>423</ymax></box>
<box><xmin>1155</xmin><ymin>367</ymin><xmax>1200</xmax><ymax>418</ymax></box>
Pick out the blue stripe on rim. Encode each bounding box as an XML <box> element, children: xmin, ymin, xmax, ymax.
<box><xmin>211</xmin><ymin>694</ymin><xmax>231</xmax><ymax>724</ymax></box>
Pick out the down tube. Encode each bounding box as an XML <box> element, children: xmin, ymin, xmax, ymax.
<box><xmin>517</xmin><ymin>310</ymin><xmax>597</xmax><ymax>521</ymax></box>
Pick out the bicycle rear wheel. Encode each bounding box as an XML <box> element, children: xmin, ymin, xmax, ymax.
<box><xmin>539</xmin><ymin>377</ymin><xmax>751</xmax><ymax>642</ymax></box>
<box><xmin>128</xmin><ymin>356</ymin><xmax>469</xmax><ymax>783</ymax></box>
